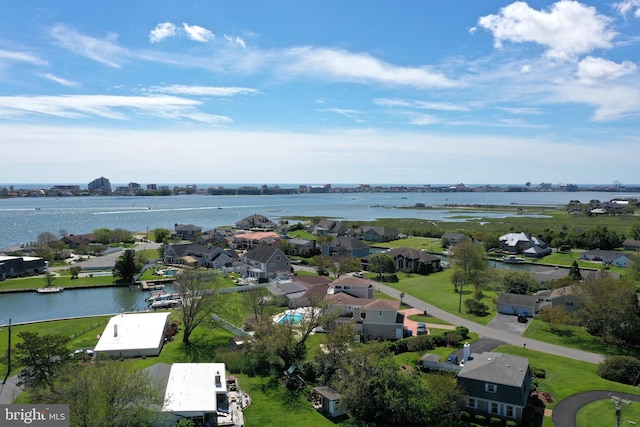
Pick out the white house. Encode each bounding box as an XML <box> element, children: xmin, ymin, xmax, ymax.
<box><xmin>94</xmin><ymin>312</ymin><xmax>171</xmax><ymax>358</ymax></box>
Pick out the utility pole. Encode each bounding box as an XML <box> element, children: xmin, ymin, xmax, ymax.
<box><xmin>3</xmin><ymin>318</ymin><xmax>10</xmax><ymax>384</ymax></box>
<box><xmin>609</xmin><ymin>393</ymin><xmax>631</xmax><ymax>427</ymax></box>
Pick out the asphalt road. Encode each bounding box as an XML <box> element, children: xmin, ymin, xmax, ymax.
<box><xmin>375</xmin><ymin>282</ymin><xmax>606</xmax><ymax>364</ymax></box>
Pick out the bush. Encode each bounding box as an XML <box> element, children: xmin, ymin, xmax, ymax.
<box><xmin>387</xmin><ymin>337</ymin><xmax>411</xmax><ymax>354</ymax></box>
<box><xmin>445</xmin><ymin>332</ymin><xmax>463</xmax><ymax>347</ymax></box>
<box><xmin>597</xmin><ymin>355</ymin><xmax>640</xmax><ymax>385</ymax></box>
<box><xmin>531</xmin><ymin>366</ymin><xmax>547</xmax><ymax>378</ymax></box>
<box><xmin>475</xmin><ymin>414</ymin><xmax>487</xmax><ymax>424</ymax></box>
<box><xmin>465</xmin><ymin>298</ymin><xmax>489</xmax><ymax>316</ymax></box>
<box><xmin>489</xmin><ymin>417</ymin><xmax>502</xmax><ymax>426</ymax></box>
<box><xmin>407</xmin><ymin>334</ymin><xmax>435</xmax><ymax>352</ymax></box>
<box><xmin>431</xmin><ymin>333</ymin><xmax>447</xmax><ymax>347</ymax></box>
<box><xmin>455</xmin><ymin>326</ymin><xmax>469</xmax><ymax>339</ymax></box>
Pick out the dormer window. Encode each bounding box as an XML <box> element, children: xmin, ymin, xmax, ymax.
<box><xmin>485</xmin><ymin>383</ymin><xmax>497</xmax><ymax>393</ymax></box>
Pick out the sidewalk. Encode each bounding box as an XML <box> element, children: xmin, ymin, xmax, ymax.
<box><xmin>0</xmin><ymin>374</ymin><xmax>23</xmax><ymax>404</ymax></box>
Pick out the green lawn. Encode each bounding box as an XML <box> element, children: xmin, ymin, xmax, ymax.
<box><xmin>0</xmin><ymin>273</ymin><xmax>117</xmax><ymax>291</ymax></box>
<box><xmin>493</xmin><ymin>344</ymin><xmax>640</xmax><ymax>410</ymax></box>
<box><xmin>384</xmin><ymin>269</ymin><xmax>498</xmax><ymax>326</ymax></box>
<box><xmin>523</xmin><ymin>318</ymin><xmax>640</xmax><ymax>358</ymax></box>
<box><xmin>576</xmin><ymin>398</ymin><xmax>640</xmax><ymax>427</ymax></box>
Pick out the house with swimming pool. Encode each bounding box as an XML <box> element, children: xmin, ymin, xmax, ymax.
<box><xmin>325</xmin><ymin>293</ymin><xmax>404</xmax><ymax>340</ymax></box>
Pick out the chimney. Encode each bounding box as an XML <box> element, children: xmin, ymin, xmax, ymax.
<box><xmin>113</xmin><ymin>324</ymin><xmax>118</xmax><ymax>337</ymax></box>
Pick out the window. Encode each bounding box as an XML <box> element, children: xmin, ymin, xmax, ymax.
<box><xmin>485</xmin><ymin>383</ymin><xmax>497</xmax><ymax>393</ymax></box>
<box><xmin>378</xmin><ymin>310</ymin><xmax>383</xmax><ymax>317</ymax></box>
<box><xmin>505</xmin><ymin>405</ymin><xmax>514</xmax><ymax>418</ymax></box>
<box><xmin>275</xmin><ymin>255</ymin><xmax>281</xmax><ymax>261</ymax></box>
<box><xmin>490</xmin><ymin>402</ymin><xmax>499</xmax><ymax>415</ymax></box>
<box><xmin>466</xmin><ymin>398</ymin><xmax>477</xmax><ymax>409</ymax></box>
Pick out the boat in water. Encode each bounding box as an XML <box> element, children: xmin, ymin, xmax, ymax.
<box><xmin>36</xmin><ymin>286</ymin><xmax>64</xmax><ymax>293</ymax></box>
<box><xmin>149</xmin><ymin>298</ymin><xmax>181</xmax><ymax>309</ymax></box>
<box><xmin>501</xmin><ymin>255</ymin><xmax>526</xmax><ymax>263</ymax></box>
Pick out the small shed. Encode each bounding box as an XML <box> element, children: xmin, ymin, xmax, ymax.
<box><xmin>94</xmin><ymin>312</ymin><xmax>171</xmax><ymax>358</ymax></box>
<box><xmin>310</xmin><ymin>386</ymin><xmax>347</xmax><ymax>418</ymax></box>
<box><xmin>497</xmin><ymin>293</ymin><xmax>537</xmax><ymax>317</ymax></box>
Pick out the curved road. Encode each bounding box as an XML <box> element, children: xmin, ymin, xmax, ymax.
<box><xmin>375</xmin><ymin>282</ymin><xmax>605</xmax><ymax>364</ymax></box>
<box><xmin>552</xmin><ymin>390</ymin><xmax>640</xmax><ymax>427</ymax></box>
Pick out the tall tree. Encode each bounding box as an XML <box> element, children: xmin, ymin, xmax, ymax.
<box><xmin>173</xmin><ymin>269</ymin><xmax>224</xmax><ymax>344</ymax></box>
<box><xmin>575</xmin><ymin>277</ymin><xmax>640</xmax><ymax>343</ymax></box>
<box><xmin>15</xmin><ymin>331</ymin><xmax>76</xmax><ymax>393</ymax></box>
<box><xmin>497</xmin><ymin>271</ymin><xmax>537</xmax><ymax>295</ymax></box>
<box><xmin>451</xmin><ymin>239</ymin><xmax>486</xmax><ymax>280</ymax></box>
<box><xmin>112</xmin><ymin>249</ymin><xmax>138</xmax><ymax>283</ymax></box>
<box><xmin>368</xmin><ymin>253</ymin><xmax>395</xmax><ymax>280</ymax></box>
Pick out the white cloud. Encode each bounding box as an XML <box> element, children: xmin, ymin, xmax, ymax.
<box><xmin>42</xmin><ymin>73</ymin><xmax>78</xmax><ymax>87</ymax></box>
<box><xmin>0</xmin><ymin>94</ymin><xmax>231</xmax><ymax>124</ymax></box>
<box><xmin>49</xmin><ymin>24</ymin><xmax>127</xmax><ymax>68</ymax></box>
<box><xmin>477</xmin><ymin>1</ymin><xmax>616</xmax><ymax>61</ymax></box>
<box><xmin>374</xmin><ymin>98</ymin><xmax>468</xmax><ymax>111</ymax></box>
<box><xmin>576</xmin><ymin>56</ymin><xmax>637</xmax><ymax>84</ymax></box>
<box><xmin>615</xmin><ymin>0</ymin><xmax>640</xmax><ymax>18</ymax></box>
<box><xmin>149</xmin><ymin>22</ymin><xmax>177</xmax><ymax>43</ymax></box>
<box><xmin>555</xmin><ymin>81</ymin><xmax>640</xmax><ymax>121</ymax></box>
<box><xmin>147</xmin><ymin>85</ymin><xmax>259</xmax><ymax>97</ymax></box>
<box><xmin>182</xmin><ymin>23</ymin><xmax>214</xmax><ymax>42</ymax></box>
<box><xmin>282</xmin><ymin>47</ymin><xmax>457</xmax><ymax>89</ymax></box>
<box><xmin>0</xmin><ymin>49</ymin><xmax>47</xmax><ymax>65</ymax></box>
<box><xmin>224</xmin><ymin>34</ymin><xmax>246</xmax><ymax>48</ymax></box>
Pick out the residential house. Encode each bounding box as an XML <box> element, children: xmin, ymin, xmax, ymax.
<box><xmin>172</xmin><ymin>223</ymin><xmax>202</xmax><ymax>241</ymax></box>
<box><xmin>623</xmin><ymin>239</ymin><xmax>640</xmax><ymax>251</ymax></box>
<box><xmin>197</xmin><ymin>227</ymin><xmax>234</xmax><ymax>247</ymax></box>
<box><xmin>499</xmin><ymin>232</ymin><xmax>551</xmax><ymax>258</ymax></box>
<box><xmin>326</xmin><ymin>293</ymin><xmax>404</xmax><ymax>340</ymax></box>
<box><xmin>386</xmin><ymin>247</ymin><xmax>442</xmax><ymax>274</ymax></box>
<box><xmin>232</xmin><ymin>231</ymin><xmax>280</xmax><ymax>250</ymax></box>
<box><xmin>310</xmin><ymin>219</ymin><xmax>348</xmax><ymax>237</ymax></box>
<box><xmin>235</xmin><ymin>214</ymin><xmax>277</xmax><ymax>230</ymax></box>
<box><xmin>457</xmin><ymin>352</ymin><xmax>532</xmax><ymax>425</ymax></box>
<box><xmin>579</xmin><ymin>249</ymin><xmax>629</xmax><ymax>267</ymax></box>
<box><xmin>0</xmin><ymin>256</ymin><xmax>47</xmax><ymax>281</ymax></box>
<box><xmin>328</xmin><ymin>277</ymin><xmax>374</xmax><ymax>299</ymax></box>
<box><xmin>442</xmin><ymin>232</ymin><xmax>467</xmax><ymax>247</ymax></box>
<box><xmin>163</xmin><ymin>243</ymin><xmax>238</xmax><ymax>269</ymax></box>
<box><xmin>321</xmin><ymin>236</ymin><xmax>370</xmax><ymax>259</ymax></box>
<box><xmin>352</xmin><ymin>225</ymin><xmax>398</xmax><ymax>242</ymax></box>
<box><xmin>537</xmin><ymin>286</ymin><xmax>579</xmax><ymax>314</ymax></box>
<box><xmin>496</xmin><ymin>293</ymin><xmax>537</xmax><ymax>317</ymax></box>
<box><xmin>238</xmin><ymin>245</ymin><xmax>290</xmax><ymax>280</ymax></box>
<box><xmin>286</xmin><ymin>238</ymin><xmax>316</xmax><ymax>256</ymax></box>
<box><xmin>61</xmin><ymin>233</ymin><xmax>95</xmax><ymax>250</ymax></box>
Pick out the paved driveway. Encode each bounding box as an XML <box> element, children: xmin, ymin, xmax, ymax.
<box><xmin>487</xmin><ymin>313</ymin><xmax>531</xmax><ymax>336</ymax></box>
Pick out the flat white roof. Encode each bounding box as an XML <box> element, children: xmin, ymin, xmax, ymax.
<box><xmin>163</xmin><ymin>363</ymin><xmax>227</xmax><ymax>414</ymax></box>
<box><xmin>94</xmin><ymin>312</ymin><xmax>170</xmax><ymax>353</ymax></box>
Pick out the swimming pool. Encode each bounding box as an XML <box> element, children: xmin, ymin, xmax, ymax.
<box><xmin>279</xmin><ymin>312</ymin><xmax>305</xmax><ymax>324</ymax></box>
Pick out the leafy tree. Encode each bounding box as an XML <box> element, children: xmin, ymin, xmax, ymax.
<box><xmin>451</xmin><ymin>239</ymin><xmax>486</xmax><ymax>280</ymax></box>
<box><xmin>369</xmin><ymin>253</ymin><xmax>395</xmax><ymax>280</ymax></box>
<box><xmin>173</xmin><ymin>269</ymin><xmax>225</xmax><ymax>344</ymax></box>
<box><xmin>152</xmin><ymin>227</ymin><xmax>171</xmax><ymax>243</ymax></box>
<box><xmin>425</xmin><ymin>372</ymin><xmax>465</xmax><ymax>422</ymax></box>
<box><xmin>317</xmin><ymin>322</ymin><xmax>357</xmax><ymax>384</ymax></box>
<box><xmin>311</xmin><ymin>254</ymin><xmax>332</xmax><ymax>276</ymax></box>
<box><xmin>241</xmin><ymin>287</ymin><xmax>271</xmax><ymax>323</ymax></box>
<box><xmin>44</xmin><ymin>271</ymin><xmax>57</xmax><ymax>288</ymax></box>
<box><xmin>36</xmin><ymin>231</ymin><xmax>59</xmax><ymax>248</ymax></box>
<box><xmin>575</xmin><ymin>277</ymin><xmax>640</xmax><ymax>343</ymax></box>
<box><xmin>597</xmin><ymin>355</ymin><xmax>640</xmax><ymax>385</ymax></box>
<box><xmin>539</xmin><ymin>306</ymin><xmax>573</xmax><ymax>333</ymax></box>
<box><xmin>628</xmin><ymin>252</ymin><xmax>640</xmax><ymax>283</ymax></box>
<box><xmin>333</xmin><ymin>341</ymin><xmax>432</xmax><ymax>426</ymax></box>
<box><xmin>450</xmin><ymin>270</ymin><xmax>465</xmax><ymax>293</ymax></box>
<box><xmin>330</xmin><ymin>254</ymin><xmax>361</xmax><ymax>279</ymax></box>
<box><xmin>53</xmin><ymin>359</ymin><xmax>166</xmax><ymax>427</ymax></box>
<box><xmin>464</xmin><ymin>299</ymin><xmax>489</xmax><ymax>316</ymax></box>
<box><xmin>69</xmin><ymin>266</ymin><xmax>82</xmax><ymax>279</ymax></box>
<box><xmin>15</xmin><ymin>331</ymin><xmax>76</xmax><ymax>393</ymax></box>
<box><xmin>568</xmin><ymin>260</ymin><xmax>582</xmax><ymax>281</ymax></box>
<box><xmin>629</xmin><ymin>222</ymin><xmax>640</xmax><ymax>240</ymax></box>
<box><xmin>112</xmin><ymin>249</ymin><xmax>138</xmax><ymax>283</ymax></box>
<box><xmin>497</xmin><ymin>271</ymin><xmax>537</xmax><ymax>295</ymax></box>
<box><xmin>93</xmin><ymin>228</ymin><xmax>112</xmax><ymax>244</ymax></box>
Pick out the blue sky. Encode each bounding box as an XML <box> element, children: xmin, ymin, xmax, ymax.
<box><xmin>1</xmin><ymin>1</ymin><xmax>639</xmax><ymax>186</ymax></box>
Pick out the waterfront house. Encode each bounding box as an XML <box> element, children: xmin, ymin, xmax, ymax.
<box><xmin>172</xmin><ymin>223</ymin><xmax>202</xmax><ymax>241</ymax></box>
<box><xmin>0</xmin><ymin>255</ymin><xmax>47</xmax><ymax>281</ymax></box>
<box><xmin>239</xmin><ymin>245</ymin><xmax>290</xmax><ymax>280</ymax></box>
<box><xmin>232</xmin><ymin>231</ymin><xmax>280</xmax><ymax>250</ymax></box>
<box><xmin>352</xmin><ymin>225</ymin><xmax>398</xmax><ymax>242</ymax></box>
<box><xmin>386</xmin><ymin>247</ymin><xmax>442</xmax><ymax>274</ymax></box>
<box><xmin>579</xmin><ymin>249</ymin><xmax>629</xmax><ymax>267</ymax></box>
<box><xmin>235</xmin><ymin>214</ymin><xmax>277</xmax><ymax>230</ymax></box>
<box><xmin>442</xmin><ymin>232</ymin><xmax>467</xmax><ymax>247</ymax></box>
<box><xmin>457</xmin><ymin>352</ymin><xmax>532</xmax><ymax>425</ymax></box>
<box><xmin>623</xmin><ymin>239</ymin><xmax>640</xmax><ymax>251</ymax></box>
<box><xmin>286</xmin><ymin>238</ymin><xmax>316</xmax><ymax>256</ymax></box>
<box><xmin>94</xmin><ymin>312</ymin><xmax>171</xmax><ymax>358</ymax></box>
<box><xmin>498</xmin><ymin>232</ymin><xmax>551</xmax><ymax>258</ymax></box>
<box><xmin>310</xmin><ymin>219</ymin><xmax>348</xmax><ymax>237</ymax></box>
<box><xmin>164</xmin><ymin>243</ymin><xmax>238</xmax><ymax>269</ymax></box>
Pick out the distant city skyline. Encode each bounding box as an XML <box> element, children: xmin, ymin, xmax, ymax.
<box><xmin>1</xmin><ymin>1</ymin><xmax>639</xmax><ymax>184</ymax></box>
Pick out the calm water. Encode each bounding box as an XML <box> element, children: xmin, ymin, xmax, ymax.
<box><xmin>2</xmin><ymin>191</ymin><xmax>636</xmax><ymax>250</ymax></box>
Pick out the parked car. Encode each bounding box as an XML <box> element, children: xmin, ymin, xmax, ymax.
<box><xmin>517</xmin><ymin>314</ymin><xmax>529</xmax><ymax>323</ymax></box>
<box><xmin>446</xmin><ymin>355</ymin><xmax>459</xmax><ymax>365</ymax></box>
<box><xmin>416</xmin><ymin>323</ymin><xmax>427</xmax><ymax>335</ymax></box>
<box><xmin>352</xmin><ymin>271</ymin><xmax>364</xmax><ymax>278</ymax></box>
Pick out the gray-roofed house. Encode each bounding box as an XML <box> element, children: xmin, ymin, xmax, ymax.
<box><xmin>499</xmin><ymin>232</ymin><xmax>551</xmax><ymax>258</ymax></box>
<box><xmin>310</xmin><ymin>386</ymin><xmax>347</xmax><ymax>418</ymax></box>
<box><xmin>352</xmin><ymin>225</ymin><xmax>398</xmax><ymax>242</ymax></box>
<box><xmin>287</xmin><ymin>238</ymin><xmax>316</xmax><ymax>256</ymax></box>
<box><xmin>321</xmin><ymin>236</ymin><xmax>370</xmax><ymax>259</ymax></box>
<box><xmin>442</xmin><ymin>232</ymin><xmax>467</xmax><ymax>247</ymax></box>
<box><xmin>241</xmin><ymin>245</ymin><xmax>290</xmax><ymax>280</ymax></box>
<box><xmin>328</xmin><ymin>277</ymin><xmax>374</xmax><ymax>299</ymax></box>
<box><xmin>623</xmin><ymin>239</ymin><xmax>640</xmax><ymax>251</ymax></box>
<box><xmin>310</xmin><ymin>219</ymin><xmax>348</xmax><ymax>237</ymax></box>
<box><xmin>163</xmin><ymin>243</ymin><xmax>238</xmax><ymax>269</ymax></box>
<box><xmin>579</xmin><ymin>249</ymin><xmax>630</xmax><ymax>267</ymax></box>
<box><xmin>235</xmin><ymin>214</ymin><xmax>277</xmax><ymax>230</ymax></box>
<box><xmin>386</xmin><ymin>247</ymin><xmax>442</xmax><ymax>274</ymax></box>
<box><xmin>457</xmin><ymin>352</ymin><xmax>532</xmax><ymax>425</ymax></box>
<box><xmin>496</xmin><ymin>293</ymin><xmax>538</xmax><ymax>317</ymax></box>
<box><xmin>326</xmin><ymin>293</ymin><xmax>404</xmax><ymax>340</ymax></box>
<box><xmin>172</xmin><ymin>223</ymin><xmax>202</xmax><ymax>241</ymax></box>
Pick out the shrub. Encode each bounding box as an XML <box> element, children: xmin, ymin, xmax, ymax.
<box><xmin>445</xmin><ymin>332</ymin><xmax>463</xmax><ymax>347</ymax></box>
<box><xmin>597</xmin><ymin>355</ymin><xmax>640</xmax><ymax>385</ymax></box>
<box><xmin>455</xmin><ymin>326</ymin><xmax>469</xmax><ymax>339</ymax></box>
<box><xmin>489</xmin><ymin>417</ymin><xmax>502</xmax><ymax>426</ymax></box>
<box><xmin>407</xmin><ymin>334</ymin><xmax>435</xmax><ymax>352</ymax></box>
<box><xmin>531</xmin><ymin>366</ymin><xmax>547</xmax><ymax>378</ymax></box>
<box><xmin>475</xmin><ymin>414</ymin><xmax>487</xmax><ymax>424</ymax></box>
<box><xmin>431</xmin><ymin>333</ymin><xmax>447</xmax><ymax>347</ymax></box>
<box><xmin>465</xmin><ymin>298</ymin><xmax>489</xmax><ymax>316</ymax></box>
<box><xmin>506</xmin><ymin>421</ymin><xmax>518</xmax><ymax>427</ymax></box>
